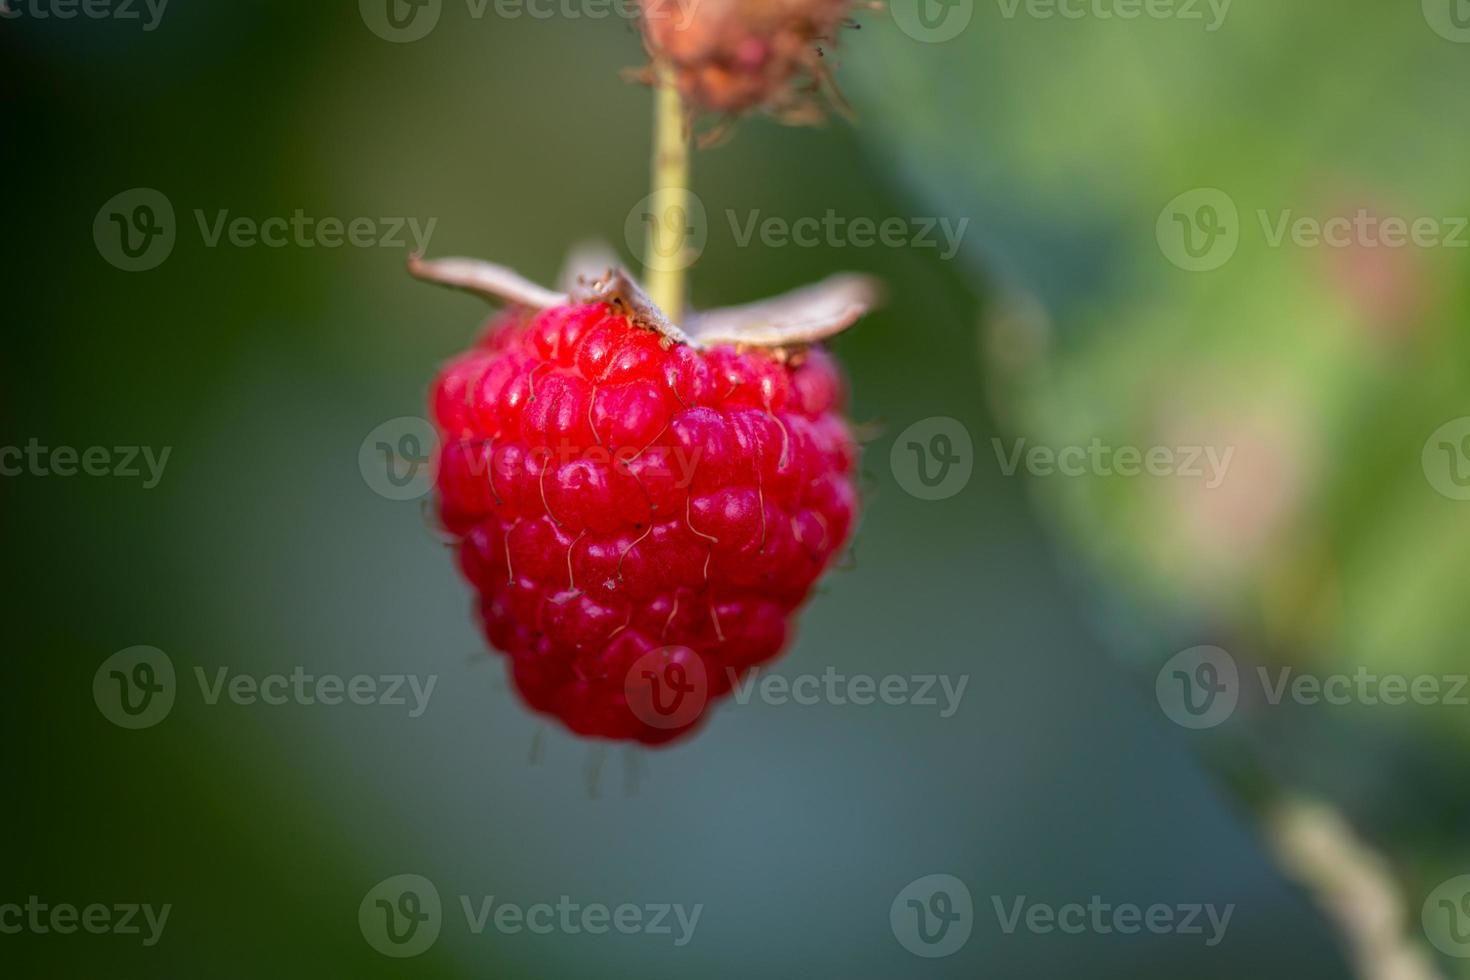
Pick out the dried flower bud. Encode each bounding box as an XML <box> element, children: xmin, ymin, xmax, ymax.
<box><xmin>636</xmin><ymin>0</ymin><xmax>860</xmax><ymax>124</ymax></box>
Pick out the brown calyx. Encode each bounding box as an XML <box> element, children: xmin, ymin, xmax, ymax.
<box><xmin>634</xmin><ymin>0</ymin><xmax>863</xmax><ymax>128</ymax></box>
<box><xmin>409</xmin><ymin>253</ymin><xmax>880</xmax><ymax>353</ymax></box>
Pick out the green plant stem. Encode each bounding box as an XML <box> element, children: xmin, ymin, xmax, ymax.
<box><xmin>644</xmin><ymin>62</ymin><xmax>690</xmax><ymax>323</ymax></box>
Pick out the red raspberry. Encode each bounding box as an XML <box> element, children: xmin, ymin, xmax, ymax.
<box><xmin>431</xmin><ymin>301</ymin><xmax>860</xmax><ymax>744</ymax></box>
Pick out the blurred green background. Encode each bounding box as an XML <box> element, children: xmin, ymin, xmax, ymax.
<box><xmin>5</xmin><ymin>1</ymin><xmax>1468</xmax><ymax>976</ymax></box>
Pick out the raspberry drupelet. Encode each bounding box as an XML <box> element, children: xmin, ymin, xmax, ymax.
<box><xmin>432</xmin><ymin>298</ymin><xmax>860</xmax><ymax>744</ymax></box>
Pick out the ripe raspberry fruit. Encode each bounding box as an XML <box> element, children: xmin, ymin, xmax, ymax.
<box><xmin>417</xmin><ymin>258</ymin><xmax>876</xmax><ymax>744</ymax></box>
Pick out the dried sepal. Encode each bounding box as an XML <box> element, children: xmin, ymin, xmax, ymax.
<box><xmin>409</xmin><ymin>253</ymin><xmax>878</xmax><ymax>351</ymax></box>
<box><xmin>688</xmin><ymin>272</ymin><xmax>881</xmax><ymax>347</ymax></box>
<box><xmin>570</xmin><ymin>267</ymin><xmax>699</xmax><ymax>348</ymax></box>
<box><xmin>407</xmin><ymin>254</ymin><xmax>568</xmax><ymax>309</ymax></box>
<box><xmin>557</xmin><ymin>240</ymin><xmax>622</xmax><ymax>294</ymax></box>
